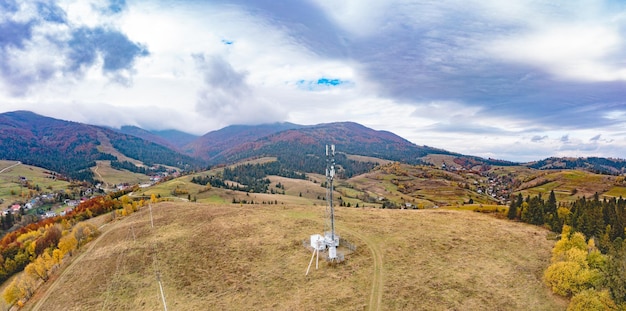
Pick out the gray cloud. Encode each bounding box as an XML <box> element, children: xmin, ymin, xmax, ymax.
<box><xmin>531</xmin><ymin>135</ymin><xmax>548</xmax><ymax>142</ymax></box>
<box><xmin>0</xmin><ymin>2</ymin><xmax>148</xmax><ymax>94</ymax></box>
<box><xmin>67</xmin><ymin>26</ymin><xmax>149</xmax><ymax>74</ymax></box>
<box><xmin>193</xmin><ymin>54</ymin><xmax>285</xmax><ymax>125</ymax></box>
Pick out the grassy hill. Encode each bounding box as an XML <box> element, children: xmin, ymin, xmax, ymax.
<box><xmin>91</xmin><ymin>161</ymin><xmax>151</xmax><ymax>187</ymax></box>
<box><xmin>0</xmin><ymin>160</ymin><xmax>70</xmax><ymax>209</ymax></box>
<box><xmin>515</xmin><ymin>169</ymin><xmax>626</xmax><ymax>201</ymax></box>
<box><xmin>25</xmin><ymin>202</ymin><xmax>566</xmax><ymax>310</ymax></box>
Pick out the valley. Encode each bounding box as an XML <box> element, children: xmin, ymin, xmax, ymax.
<box><xmin>1</xmin><ymin>110</ymin><xmax>626</xmax><ymax>310</ymax></box>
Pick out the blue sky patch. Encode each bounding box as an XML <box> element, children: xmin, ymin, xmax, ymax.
<box><xmin>296</xmin><ymin>77</ymin><xmax>350</xmax><ymax>91</ymax></box>
<box><xmin>317</xmin><ymin>78</ymin><xmax>342</xmax><ymax>86</ymax></box>
<box><xmin>37</xmin><ymin>2</ymin><xmax>67</xmax><ymax>24</ymax></box>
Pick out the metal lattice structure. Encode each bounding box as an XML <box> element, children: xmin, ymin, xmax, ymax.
<box><xmin>324</xmin><ymin>144</ymin><xmax>339</xmax><ymax>260</ymax></box>
<box><xmin>306</xmin><ymin>145</ymin><xmax>342</xmax><ymax>275</ymax></box>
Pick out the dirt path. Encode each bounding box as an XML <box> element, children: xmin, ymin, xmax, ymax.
<box><xmin>339</xmin><ymin>226</ymin><xmax>384</xmax><ymax>311</ymax></box>
<box><xmin>92</xmin><ymin>161</ymin><xmax>109</xmax><ymax>188</ymax></box>
<box><xmin>29</xmin><ymin>221</ymin><xmax>118</xmax><ymax>311</ymax></box>
<box><xmin>0</xmin><ymin>161</ymin><xmax>20</xmax><ymax>174</ymax></box>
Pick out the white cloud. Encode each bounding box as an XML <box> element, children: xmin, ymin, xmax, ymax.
<box><xmin>488</xmin><ymin>23</ymin><xmax>626</xmax><ymax>81</ymax></box>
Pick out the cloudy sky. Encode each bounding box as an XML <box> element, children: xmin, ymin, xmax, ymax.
<box><xmin>1</xmin><ymin>0</ymin><xmax>626</xmax><ymax>162</ymax></box>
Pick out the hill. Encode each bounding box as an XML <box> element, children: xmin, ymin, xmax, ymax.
<box><xmin>0</xmin><ymin>160</ymin><xmax>70</xmax><ymax>210</ymax></box>
<box><xmin>115</xmin><ymin>126</ymin><xmax>199</xmax><ymax>150</ymax></box>
<box><xmin>0</xmin><ymin>111</ymin><xmax>201</xmax><ymax>182</ymax></box>
<box><xmin>183</xmin><ymin>122</ymin><xmax>304</xmax><ymax>160</ymax></box>
<box><xmin>114</xmin><ymin>126</ymin><xmax>180</xmax><ymax>150</ymax></box>
<box><xmin>197</xmin><ymin>121</ymin><xmax>453</xmax><ymax>166</ymax></box>
<box><xmin>26</xmin><ymin>202</ymin><xmax>566</xmax><ymax>311</ymax></box>
<box><xmin>525</xmin><ymin>157</ymin><xmax>626</xmax><ymax>175</ymax></box>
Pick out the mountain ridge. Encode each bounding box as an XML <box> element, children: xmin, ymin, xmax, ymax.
<box><xmin>1</xmin><ymin>110</ymin><xmax>626</xmax><ymax>180</ymax></box>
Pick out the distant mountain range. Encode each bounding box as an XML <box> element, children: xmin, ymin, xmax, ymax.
<box><xmin>1</xmin><ymin>110</ymin><xmax>625</xmax><ymax>181</ymax></box>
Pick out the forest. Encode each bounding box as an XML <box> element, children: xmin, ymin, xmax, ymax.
<box><xmin>107</xmin><ymin>132</ymin><xmax>201</xmax><ymax>170</ymax></box>
<box><xmin>191</xmin><ymin>161</ymin><xmax>306</xmax><ymax>193</ymax></box>
<box><xmin>508</xmin><ymin>191</ymin><xmax>626</xmax><ymax>308</ymax></box>
<box><xmin>110</xmin><ymin>160</ymin><xmax>168</xmax><ymax>175</ymax></box>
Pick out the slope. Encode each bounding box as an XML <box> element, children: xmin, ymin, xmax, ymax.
<box><xmin>0</xmin><ymin>111</ymin><xmax>202</xmax><ymax>181</ymax></box>
<box><xmin>184</xmin><ymin>122</ymin><xmax>303</xmax><ymax>160</ymax></box>
<box><xmin>28</xmin><ymin>202</ymin><xmax>566</xmax><ymax>311</ymax></box>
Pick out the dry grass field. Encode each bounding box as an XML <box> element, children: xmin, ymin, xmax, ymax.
<box><xmin>92</xmin><ymin>161</ymin><xmax>151</xmax><ymax>187</ymax></box>
<box><xmin>25</xmin><ymin>202</ymin><xmax>567</xmax><ymax>311</ymax></box>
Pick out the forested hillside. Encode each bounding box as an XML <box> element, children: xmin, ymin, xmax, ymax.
<box><xmin>0</xmin><ymin>111</ymin><xmax>201</xmax><ymax>182</ymax></box>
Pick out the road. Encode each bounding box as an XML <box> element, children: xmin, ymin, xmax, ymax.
<box><xmin>0</xmin><ymin>161</ymin><xmax>21</xmax><ymax>174</ymax></box>
<box><xmin>339</xmin><ymin>226</ymin><xmax>384</xmax><ymax>311</ymax></box>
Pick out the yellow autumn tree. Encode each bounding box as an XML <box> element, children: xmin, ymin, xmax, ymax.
<box><xmin>544</xmin><ymin>226</ymin><xmax>607</xmax><ymax>298</ymax></box>
<box><xmin>2</xmin><ymin>277</ymin><xmax>20</xmax><ymax>306</ymax></box>
<box><xmin>567</xmin><ymin>289</ymin><xmax>618</xmax><ymax>311</ymax></box>
<box><xmin>58</xmin><ymin>234</ymin><xmax>78</xmax><ymax>257</ymax></box>
<box><xmin>52</xmin><ymin>249</ymin><xmax>63</xmax><ymax>265</ymax></box>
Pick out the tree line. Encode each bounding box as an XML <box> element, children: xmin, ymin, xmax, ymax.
<box><xmin>110</xmin><ymin>160</ymin><xmax>167</xmax><ymax>175</ymax></box>
<box><xmin>0</xmin><ymin>186</ymin><xmax>141</xmax><ymax>307</ymax></box>
<box><xmin>191</xmin><ymin>161</ymin><xmax>306</xmax><ymax>193</ymax></box>
<box><xmin>508</xmin><ymin>191</ymin><xmax>626</xmax><ymax>309</ymax></box>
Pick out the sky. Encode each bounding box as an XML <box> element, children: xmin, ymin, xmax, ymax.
<box><xmin>1</xmin><ymin>0</ymin><xmax>626</xmax><ymax>162</ymax></box>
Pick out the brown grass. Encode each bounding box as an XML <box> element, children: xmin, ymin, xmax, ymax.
<box><xmin>92</xmin><ymin>161</ymin><xmax>151</xmax><ymax>187</ymax></box>
<box><xmin>25</xmin><ymin>203</ymin><xmax>566</xmax><ymax>311</ymax></box>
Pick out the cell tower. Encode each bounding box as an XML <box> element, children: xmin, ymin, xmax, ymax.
<box><xmin>324</xmin><ymin>144</ymin><xmax>339</xmax><ymax>260</ymax></box>
<box><xmin>306</xmin><ymin>144</ymin><xmax>341</xmax><ymax>275</ymax></box>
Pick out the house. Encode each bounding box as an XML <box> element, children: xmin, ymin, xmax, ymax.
<box><xmin>44</xmin><ymin>211</ymin><xmax>56</xmax><ymax>218</ymax></box>
<box><xmin>60</xmin><ymin>207</ymin><xmax>72</xmax><ymax>216</ymax></box>
<box><xmin>11</xmin><ymin>204</ymin><xmax>21</xmax><ymax>213</ymax></box>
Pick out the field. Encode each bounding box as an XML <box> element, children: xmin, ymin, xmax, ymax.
<box><xmin>517</xmin><ymin>170</ymin><xmax>617</xmax><ymax>201</ymax></box>
<box><xmin>0</xmin><ymin>161</ymin><xmax>70</xmax><ymax>209</ymax></box>
<box><xmin>25</xmin><ymin>202</ymin><xmax>567</xmax><ymax>310</ymax></box>
<box><xmin>92</xmin><ymin>161</ymin><xmax>151</xmax><ymax>187</ymax></box>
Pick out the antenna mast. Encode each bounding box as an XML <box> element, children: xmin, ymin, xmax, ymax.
<box><xmin>325</xmin><ymin>144</ymin><xmax>338</xmax><ymax>260</ymax></box>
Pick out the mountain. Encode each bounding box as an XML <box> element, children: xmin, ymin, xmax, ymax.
<box><xmin>115</xmin><ymin>126</ymin><xmax>179</xmax><ymax>150</ymax></box>
<box><xmin>201</xmin><ymin>121</ymin><xmax>453</xmax><ymax>165</ymax></box>
<box><xmin>184</xmin><ymin>122</ymin><xmax>304</xmax><ymax>160</ymax></box>
<box><xmin>0</xmin><ymin>111</ymin><xmax>201</xmax><ymax>181</ymax></box>
<box><xmin>150</xmin><ymin>129</ymin><xmax>198</xmax><ymax>149</ymax></box>
<box><xmin>115</xmin><ymin>126</ymin><xmax>199</xmax><ymax>150</ymax></box>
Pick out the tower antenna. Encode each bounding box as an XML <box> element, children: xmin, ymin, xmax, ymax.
<box><xmin>306</xmin><ymin>144</ymin><xmax>342</xmax><ymax>276</ymax></box>
<box><xmin>325</xmin><ymin>144</ymin><xmax>338</xmax><ymax>261</ymax></box>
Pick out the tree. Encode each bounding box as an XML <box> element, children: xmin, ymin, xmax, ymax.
<box><xmin>545</xmin><ymin>226</ymin><xmax>606</xmax><ymax>297</ymax></box>
<box><xmin>58</xmin><ymin>234</ymin><xmax>77</xmax><ymax>257</ymax></box>
<box><xmin>25</xmin><ymin>258</ymin><xmax>47</xmax><ymax>282</ymax></box>
<box><xmin>567</xmin><ymin>289</ymin><xmax>618</xmax><ymax>311</ymax></box>
<box><xmin>52</xmin><ymin>249</ymin><xmax>63</xmax><ymax>265</ymax></box>
<box><xmin>2</xmin><ymin>277</ymin><xmax>19</xmax><ymax>306</ymax></box>
<box><xmin>507</xmin><ymin>198</ymin><xmax>518</xmax><ymax>220</ymax></box>
<box><xmin>605</xmin><ymin>239</ymin><xmax>626</xmax><ymax>304</ymax></box>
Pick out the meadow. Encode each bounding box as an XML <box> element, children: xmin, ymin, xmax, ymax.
<box><xmin>25</xmin><ymin>202</ymin><xmax>567</xmax><ymax>311</ymax></box>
